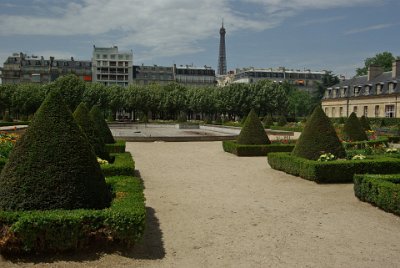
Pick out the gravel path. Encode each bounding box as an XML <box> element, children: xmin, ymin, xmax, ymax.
<box><xmin>2</xmin><ymin>141</ymin><xmax>400</xmax><ymax>267</ymax></box>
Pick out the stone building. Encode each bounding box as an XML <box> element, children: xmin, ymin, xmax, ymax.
<box><xmin>173</xmin><ymin>64</ymin><xmax>216</xmax><ymax>87</ymax></box>
<box><xmin>322</xmin><ymin>60</ymin><xmax>400</xmax><ymax>118</ymax></box>
<box><xmin>132</xmin><ymin>65</ymin><xmax>174</xmax><ymax>85</ymax></box>
<box><xmin>0</xmin><ymin>52</ymin><xmax>92</xmax><ymax>84</ymax></box>
<box><xmin>232</xmin><ymin>67</ymin><xmax>325</xmax><ymax>91</ymax></box>
<box><xmin>92</xmin><ymin>45</ymin><xmax>133</xmax><ymax>87</ymax></box>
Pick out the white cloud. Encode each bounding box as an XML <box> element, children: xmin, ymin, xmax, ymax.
<box><xmin>0</xmin><ymin>0</ymin><xmax>385</xmax><ymax>61</ymax></box>
<box><xmin>344</xmin><ymin>23</ymin><xmax>396</xmax><ymax>35</ymax></box>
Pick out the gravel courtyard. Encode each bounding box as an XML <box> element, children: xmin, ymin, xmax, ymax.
<box><xmin>2</xmin><ymin>141</ymin><xmax>400</xmax><ymax>267</ymax></box>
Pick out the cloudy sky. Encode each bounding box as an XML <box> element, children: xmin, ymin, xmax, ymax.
<box><xmin>0</xmin><ymin>0</ymin><xmax>399</xmax><ymax>78</ymax></box>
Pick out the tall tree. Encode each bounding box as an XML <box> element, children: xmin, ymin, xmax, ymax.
<box><xmin>356</xmin><ymin>51</ymin><xmax>396</xmax><ymax>76</ymax></box>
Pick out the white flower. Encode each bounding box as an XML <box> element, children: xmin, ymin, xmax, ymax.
<box><xmin>352</xmin><ymin>154</ymin><xmax>366</xmax><ymax>160</ymax></box>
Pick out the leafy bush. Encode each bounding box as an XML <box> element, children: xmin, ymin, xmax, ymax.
<box><xmin>90</xmin><ymin>105</ymin><xmax>115</xmax><ymax>144</ymax></box>
<box><xmin>0</xmin><ymin>90</ymin><xmax>111</xmax><ymax>211</ymax></box>
<box><xmin>105</xmin><ymin>140</ymin><xmax>126</xmax><ymax>153</ymax></box>
<box><xmin>0</xmin><ymin>175</ymin><xmax>146</xmax><ymax>253</ymax></box>
<box><xmin>0</xmin><ymin>158</ymin><xmax>6</xmax><ymax>172</ymax></box>
<box><xmin>237</xmin><ymin>109</ymin><xmax>270</xmax><ymax>145</ymax></box>
<box><xmin>354</xmin><ymin>174</ymin><xmax>400</xmax><ymax>216</ymax></box>
<box><xmin>342</xmin><ymin>137</ymin><xmax>388</xmax><ymax>150</ymax></box>
<box><xmin>292</xmin><ymin>106</ymin><xmax>345</xmax><ymax>160</ymax></box>
<box><xmin>268</xmin><ymin>152</ymin><xmax>400</xmax><ymax>183</ymax></box>
<box><xmin>101</xmin><ymin>152</ymin><xmax>135</xmax><ymax>177</ymax></box>
<box><xmin>222</xmin><ymin>140</ymin><xmax>294</xmax><ymax>156</ymax></box>
<box><xmin>343</xmin><ymin>112</ymin><xmax>368</xmax><ymax>141</ymax></box>
<box><xmin>73</xmin><ymin>102</ymin><xmax>112</xmax><ymax>162</ymax></box>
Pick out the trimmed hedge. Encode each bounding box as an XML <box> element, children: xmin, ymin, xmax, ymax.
<box><xmin>0</xmin><ymin>175</ymin><xmax>146</xmax><ymax>253</ymax></box>
<box><xmin>237</xmin><ymin>109</ymin><xmax>270</xmax><ymax>145</ymax></box>
<box><xmin>269</xmin><ymin>125</ymin><xmax>304</xmax><ymax>132</ymax></box>
<box><xmin>101</xmin><ymin>152</ymin><xmax>135</xmax><ymax>177</ymax></box>
<box><xmin>342</xmin><ymin>137</ymin><xmax>389</xmax><ymax>149</ymax></box>
<box><xmin>105</xmin><ymin>140</ymin><xmax>126</xmax><ymax>153</ymax></box>
<box><xmin>354</xmin><ymin>174</ymin><xmax>400</xmax><ymax>216</ymax></box>
<box><xmin>268</xmin><ymin>152</ymin><xmax>400</xmax><ymax>183</ymax></box>
<box><xmin>343</xmin><ymin>112</ymin><xmax>368</xmax><ymax>141</ymax></box>
<box><xmin>223</xmin><ymin>140</ymin><xmax>294</xmax><ymax>156</ymax></box>
<box><xmin>0</xmin><ymin>158</ymin><xmax>6</xmax><ymax>172</ymax></box>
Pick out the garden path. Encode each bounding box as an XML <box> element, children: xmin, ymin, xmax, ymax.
<box><xmin>2</xmin><ymin>141</ymin><xmax>400</xmax><ymax>267</ymax></box>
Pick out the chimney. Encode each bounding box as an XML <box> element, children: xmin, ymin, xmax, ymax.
<box><xmin>392</xmin><ymin>60</ymin><xmax>400</xmax><ymax>79</ymax></box>
<box><xmin>367</xmin><ymin>65</ymin><xmax>383</xmax><ymax>81</ymax></box>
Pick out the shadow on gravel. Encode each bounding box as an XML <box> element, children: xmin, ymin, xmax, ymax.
<box><xmin>2</xmin><ymin>171</ymin><xmax>165</xmax><ymax>264</ymax></box>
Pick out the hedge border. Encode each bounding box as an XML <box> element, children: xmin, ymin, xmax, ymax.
<box><xmin>105</xmin><ymin>140</ymin><xmax>126</xmax><ymax>153</ymax></box>
<box><xmin>268</xmin><ymin>152</ymin><xmax>400</xmax><ymax>183</ymax></box>
<box><xmin>0</xmin><ymin>175</ymin><xmax>146</xmax><ymax>253</ymax></box>
<box><xmin>222</xmin><ymin>140</ymin><xmax>294</xmax><ymax>156</ymax></box>
<box><xmin>354</xmin><ymin>174</ymin><xmax>400</xmax><ymax>216</ymax></box>
<box><xmin>342</xmin><ymin>137</ymin><xmax>388</xmax><ymax>149</ymax></box>
<box><xmin>101</xmin><ymin>152</ymin><xmax>135</xmax><ymax>177</ymax></box>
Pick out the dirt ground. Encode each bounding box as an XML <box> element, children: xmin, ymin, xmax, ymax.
<box><xmin>2</xmin><ymin>141</ymin><xmax>400</xmax><ymax>267</ymax></box>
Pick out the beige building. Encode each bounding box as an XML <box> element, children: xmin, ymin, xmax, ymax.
<box><xmin>322</xmin><ymin>60</ymin><xmax>400</xmax><ymax>118</ymax></box>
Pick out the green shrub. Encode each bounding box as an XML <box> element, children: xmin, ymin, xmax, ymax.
<box><xmin>270</xmin><ymin>125</ymin><xmax>304</xmax><ymax>132</ymax></box>
<box><xmin>105</xmin><ymin>140</ymin><xmax>126</xmax><ymax>153</ymax></box>
<box><xmin>222</xmin><ymin>140</ymin><xmax>294</xmax><ymax>156</ymax></box>
<box><xmin>354</xmin><ymin>174</ymin><xmax>400</xmax><ymax>216</ymax></box>
<box><xmin>268</xmin><ymin>152</ymin><xmax>400</xmax><ymax>183</ymax></box>
<box><xmin>0</xmin><ymin>158</ymin><xmax>6</xmax><ymax>172</ymax></box>
<box><xmin>213</xmin><ymin>116</ymin><xmax>222</xmax><ymax>125</ymax></box>
<box><xmin>73</xmin><ymin>102</ymin><xmax>112</xmax><ymax>162</ymax></box>
<box><xmin>240</xmin><ymin>116</ymin><xmax>247</xmax><ymax>125</ymax></box>
<box><xmin>101</xmin><ymin>152</ymin><xmax>135</xmax><ymax>177</ymax></box>
<box><xmin>0</xmin><ymin>175</ymin><xmax>145</xmax><ymax>253</ymax></box>
<box><xmin>360</xmin><ymin>115</ymin><xmax>371</xmax><ymax>131</ymax></box>
<box><xmin>0</xmin><ymin>90</ymin><xmax>111</xmax><ymax>211</ymax></box>
<box><xmin>140</xmin><ymin>114</ymin><xmax>149</xmax><ymax>123</ymax></box>
<box><xmin>52</xmin><ymin>74</ymin><xmax>86</xmax><ymax>111</ymax></box>
<box><xmin>292</xmin><ymin>106</ymin><xmax>345</xmax><ymax>160</ymax></box>
<box><xmin>237</xmin><ymin>109</ymin><xmax>270</xmax><ymax>145</ymax></box>
<box><xmin>380</xmin><ymin>118</ymin><xmax>387</xmax><ymax>127</ymax></box>
<box><xmin>387</xmin><ymin>136</ymin><xmax>400</xmax><ymax>143</ymax></box>
<box><xmin>263</xmin><ymin>114</ymin><xmax>274</xmax><ymax>128</ymax></box>
<box><xmin>343</xmin><ymin>112</ymin><xmax>368</xmax><ymax>141</ymax></box>
<box><xmin>277</xmin><ymin>115</ymin><xmax>287</xmax><ymax>127</ymax></box>
<box><xmin>90</xmin><ymin>105</ymin><xmax>115</xmax><ymax>144</ymax></box>
<box><xmin>2</xmin><ymin>113</ymin><xmax>13</xmax><ymax>122</ymax></box>
<box><xmin>177</xmin><ymin>112</ymin><xmax>187</xmax><ymax>123</ymax></box>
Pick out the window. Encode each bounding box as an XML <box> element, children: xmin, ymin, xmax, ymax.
<box><xmin>375</xmin><ymin>105</ymin><xmax>380</xmax><ymax>117</ymax></box>
<box><xmin>365</xmin><ymin>86</ymin><xmax>370</xmax><ymax>95</ymax></box>
<box><xmin>103</xmin><ymin>54</ymin><xmax>108</xmax><ymax>59</ymax></box>
<box><xmin>354</xmin><ymin>87</ymin><xmax>360</xmax><ymax>96</ymax></box>
<box><xmin>385</xmin><ymin>105</ymin><xmax>395</xmax><ymax>118</ymax></box>
<box><xmin>332</xmin><ymin>107</ymin><xmax>336</xmax><ymax>117</ymax></box>
<box><xmin>376</xmin><ymin>84</ymin><xmax>382</xmax><ymax>94</ymax></box>
<box><xmin>353</xmin><ymin>106</ymin><xmax>358</xmax><ymax>115</ymax></box>
<box><xmin>363</xmin><ymin>106</ymin><xmax>368</xmax><ymax>117</ymax></box>
<box><xmin>110</xmin><ymin>54</ymin><xmax>115</xmax><ymax>59</ymax></box>
<box><xmin>389</xmin><ymin>83</ymin><xmax>395</xmax><ymax>93</ymax></box>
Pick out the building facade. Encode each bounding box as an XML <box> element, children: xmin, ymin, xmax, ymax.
<box><xmin>0</xmin><ymin>52</ymin><xmax>92</xmax><ymax>84</ymax></box>
<box><xmin>92</xmin><ymin>46</ymin><xmax>133</xmax><ymax>87</ymax></box>
<box><xmin>232</xmin><ymin>67</ymin><xmax>325</xmax><ymax>91</ymax></box>
<box><xmin>173</xmin><ymin>64</ymin><xmax>216</xmax><ymax>87</ymax></box>
<box><xmin>322</xmin><ymin>60</ymin><xmax>400</xmax><ymax>118</ymax></box>
<box><xmin>132</xmin><ymin>65</ymin><xmax>174</xmax><ymax>85</ymax></box>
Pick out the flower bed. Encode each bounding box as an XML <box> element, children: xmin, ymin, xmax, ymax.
<box><xmin>222</xmin><ymin>140</ymin><xmax>295</xmax><ymax>156</ymax></box>
<box><xmin>354</xmin><ymin>174</ymin><xmax>400</xmax><ymax>216</ymax></box>
<box><xmin>0</xmin><ymin>132</ymin><xmax>18</xmax><ymax>159</ymax></box>
<box><xmin>0</xmin><ymin>175</ymin><xmax>146</xmax><ymax>253</ymax></box>
<box><xmin>267</xmin><ymin>152</ymin><xmax>400</xmax><ymax>183</ymax></box>
<box><xmin>342</xmin><ymin>137</ymin><xmax>388</xmax><ymax>150</ymax></box>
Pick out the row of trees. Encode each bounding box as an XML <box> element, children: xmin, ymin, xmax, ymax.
<box><xmin>0</xmin><ymin>74</ymin><xmax>330</xmax><ymax>122</ymax></box>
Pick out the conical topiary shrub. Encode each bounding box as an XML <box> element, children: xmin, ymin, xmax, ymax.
<box><xmin>90</xmin><ymin>105</ymin><xmax>115</xmax><ymax>144</ymax></box>
<box><xmin>343</xmin><ymin>112</ymin><xmax>368</xmax><ymax>141</ymax></box>
<box><xmin>263</xmin><ymin>114</ymin><xmax>274</xmax><ymax>128</ymax></box>
<box><xmin>73</xmin><ymin>102</ymin><xmax>111</xmax><ymax>162</ymax></box>
<box><xmin>237</xmin><ymin>109</ymin><xmax>271</xmax><ymax>145</ymax></box>
<box><xmin>359</xmin><ymin>115</ymin><xmax>371</xmax><ymax>131</ymax></box>
<box><xmin>0</xmin><ymin>90</ymin><xmax>111</xmax><ymax>211</ymax></box>
<box><xmin>277</xmin><ymin>115</ymin><xmax>287</xmax><ymax>127</ymax></box>
<box><xmin>292</xmin><ymin>106</ymin><xmax>345</xmax><ymax>160</ymax></box>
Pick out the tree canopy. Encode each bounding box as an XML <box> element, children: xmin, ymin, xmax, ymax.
<box><xmin>356</xmin><ymin>52</ymin><xmax>397</xmax><ymax>76</ymax></box>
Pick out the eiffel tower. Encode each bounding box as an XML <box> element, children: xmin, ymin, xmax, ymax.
<box><xmin>218</xmin><ymin>20</ymin><xmax>227</xmax><ymax>75</ymax></box>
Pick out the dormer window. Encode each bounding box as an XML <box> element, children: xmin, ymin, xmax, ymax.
<box><xmin>388</xmin><ymin>82</ymin><xmax>396</xmax><ymax>94</ymax></box>
<box><xmin>365</xmin><ymin>85</ymin><xmax>371</xmax><ymax>95</ymax></box>
<box><xmin>343</xmin><ymin>86</ymin><xmax>348</xmax><ymax>96</ymax></box>
<box><xmin>376</xmin><ymin>83</ymin><xmax>383</xmax><ymax>94</ymax></box>
<box><xmin>354</xmin><ymin>86</ymin><xmax>360</xmax><ymax>96</ymax></box>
